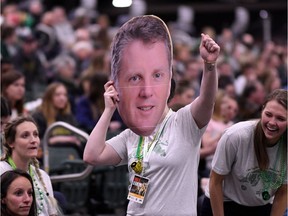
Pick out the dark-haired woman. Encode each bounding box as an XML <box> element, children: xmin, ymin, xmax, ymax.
<box><xmin>201</xmin><ymin>89</ymin><xmax>287</xmax><ymax>216</ymax></box>
<box><xmin>1</xmin><ymin>70</ymin><xmax>27</xmax><ymax>120</ymax></box>
<box><xmin>1</xmin><ymin>169</ymin><xmax>37</xmax><ymax>216</ymax></box>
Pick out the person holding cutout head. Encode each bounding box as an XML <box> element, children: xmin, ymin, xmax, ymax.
<box><xmin>84</xmin><ymin>15</ymin><xmax>220</xmax><ymax>215</ymax></box>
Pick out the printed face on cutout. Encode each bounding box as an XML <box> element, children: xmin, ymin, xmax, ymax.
<box><xmin>116</xmin><ymin>40</ymin><xmax>171</xmax><ymax>136</ymax></box>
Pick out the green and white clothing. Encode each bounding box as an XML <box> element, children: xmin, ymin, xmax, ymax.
<box><xmin>108</xmin><ymin>105</ymin><xmax>207</xmax><ymax>216</ymax></box>
<box><xmin>205</xmin><ymin>120</ymin><xmax>287</xmax><ymax>206</ymax></box>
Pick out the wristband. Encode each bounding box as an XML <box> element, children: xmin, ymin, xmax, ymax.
<box><xmin>204</xmin><ymin>60</ymin><xmax>216</xmax><ymax>71</ymax></box>
<box><xmin>204</xmin><ymin>60</ymin><xmax>216</xmax><ymax>65</ymax></box>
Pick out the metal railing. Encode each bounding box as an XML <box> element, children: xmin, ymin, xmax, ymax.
<box><xmin>42</xmin><ymin>121</ymin><xmax>93</xmax><ymax>183</ymax></box>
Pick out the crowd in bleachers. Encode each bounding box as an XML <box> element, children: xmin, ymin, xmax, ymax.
<box><xmin>1</xmin><ymin>0</ymin><xmax>287</xmax><ymax>215</ymax></box>
<box><xmin>1</xmin><ymin>1</ymin><xmax>287</xmax><ymax>124</ymax></box>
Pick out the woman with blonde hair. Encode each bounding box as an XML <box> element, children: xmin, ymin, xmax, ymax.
<box><xmin>0</xmin><ymin>116</ymin><xmax>62</xmax><ymax>215</ymax></box>
<box><xmin>31</xmin><ymin>82</ymin><xmax>78</xmax><ymax>144</ymax></box>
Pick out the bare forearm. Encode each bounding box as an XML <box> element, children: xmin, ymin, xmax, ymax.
<box><xmin>200</xmin><ymin>61</ymin><xmax>218</xmax><ymax>108</ymax></box>
<box><xmin>210</xmin><ymin>171</ymin><xmax>225</xmax><ymax>216</ymax></box>
<box><xmin>192</xmin><ymin>62</ymin><xmax>218</xmax><ymax>128</ymax></box>
<box><xmin>210</xmin><ymin>184</ymin><xmax>224</xmax><ymax>216</ymax></box>
<box><xmin>270</xmin><ymin>185</ymin><xmax>287</xmax><ymax>216</ymax></box>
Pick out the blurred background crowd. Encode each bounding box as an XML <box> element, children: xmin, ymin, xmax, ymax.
<box><xmin>1</xmin><ymin>0</ymin><xmax>287</xmax><ymax>128</ymax></box>
<box><xmin>0</xmin><ymin>0</ymin><xmax>287</xmax><ymax>215</ymax></box>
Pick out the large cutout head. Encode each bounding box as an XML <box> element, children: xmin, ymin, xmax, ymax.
<box><xmin>110</xmin><ymin>15</ymin><xmax>173</xmax><ymax>136</ymax></box>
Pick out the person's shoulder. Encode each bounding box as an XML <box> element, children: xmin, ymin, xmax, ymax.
<box><xmin>172</xmin><ymin>104</ymin><xmax>189</xmax><ymax>118</ymax></box>
<box><xmin>173</xmin><ymin>104</ymin><xmax>197</xmax><ymax>125</ymax></box>
<box><xmin>233</xmin><ymin>120</ymin><xmax>258</xmax><ymax>128</ymax></box>
<box><xmin>39</xmin><ymin>169</ymin><xmax>50</xmax><ymax>178</ymax></box>
<box><xmin>226</xmin><ymin>120</ymin><xmax>258</xmax><ymax>134</ymax></box>
<box><xmin>107</xmin><ymin>128</ymin><xmax>135</xmax><ymax>142</ymax></box>
<box><xmin>175</xmin><ymin>104</ymin><xmax>190</xmax><ymax>112</ymax></box>
<box><xmin>118</xmin><ymin>128</ymin><xmax>135</xmax><ymax>138</ymax></box>
<box><xmin>31</xmin><ymin>166</ymin><xmax>51</xmax><ymax>179</ymax></box>
<box><xmin>0</xmin><ymin>161</ymin><xmax>12</xmax><ymax>174</ymax></box>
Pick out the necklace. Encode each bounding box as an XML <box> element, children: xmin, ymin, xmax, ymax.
<box><xmin>259</xmin><ymin>138</ymin><xmax>286</xmax><ymax>201</ymax></box>
<box><xmin>131</xmin><ymin>127</ymin><xmax>162</xmax><ymax>175</ymax></box>
<box><xmin>7</xmin><ymin>157</ymin><xmax>45</xmax><ymax>215</ymax></box>
<box><xmin>131</xmin><ymin>110</ymin><xmax>172</xmax><ymax>175</ymax></box>
<box><xmin>131</xmin><ymin>136</ymin><xmax>144</xmax><ymax>174</ymax></box>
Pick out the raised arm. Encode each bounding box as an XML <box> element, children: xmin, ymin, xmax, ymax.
<box><xmin>191</xmin><ymin>33</ymin><xmax>220</xmax><ymax>129</ymax></box>
<box><xmin>83</xmin><ymin>81</ymin><xmax>121</xmax><ymax>166</ymax></box>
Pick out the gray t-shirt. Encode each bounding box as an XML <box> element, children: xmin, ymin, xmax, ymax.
<box><xmin>108</xmin><ymin>105</ymin><xmax>207</xmax><ymax>216</ymax></box>
<box><xmin>205</xmin><ymin>120</ymin><xmax>287</xmax><ymax>206</ymax></box>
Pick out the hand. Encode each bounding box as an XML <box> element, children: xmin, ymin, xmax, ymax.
<box><xmin>200</xmin><ymin>33</ymin><xmax>220</xmax><ymax>63</ymax></box>
<box><xmin>104</xmin><ymin>81</ymin><xmax>120</xmax><ymax>111</ymax></box>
